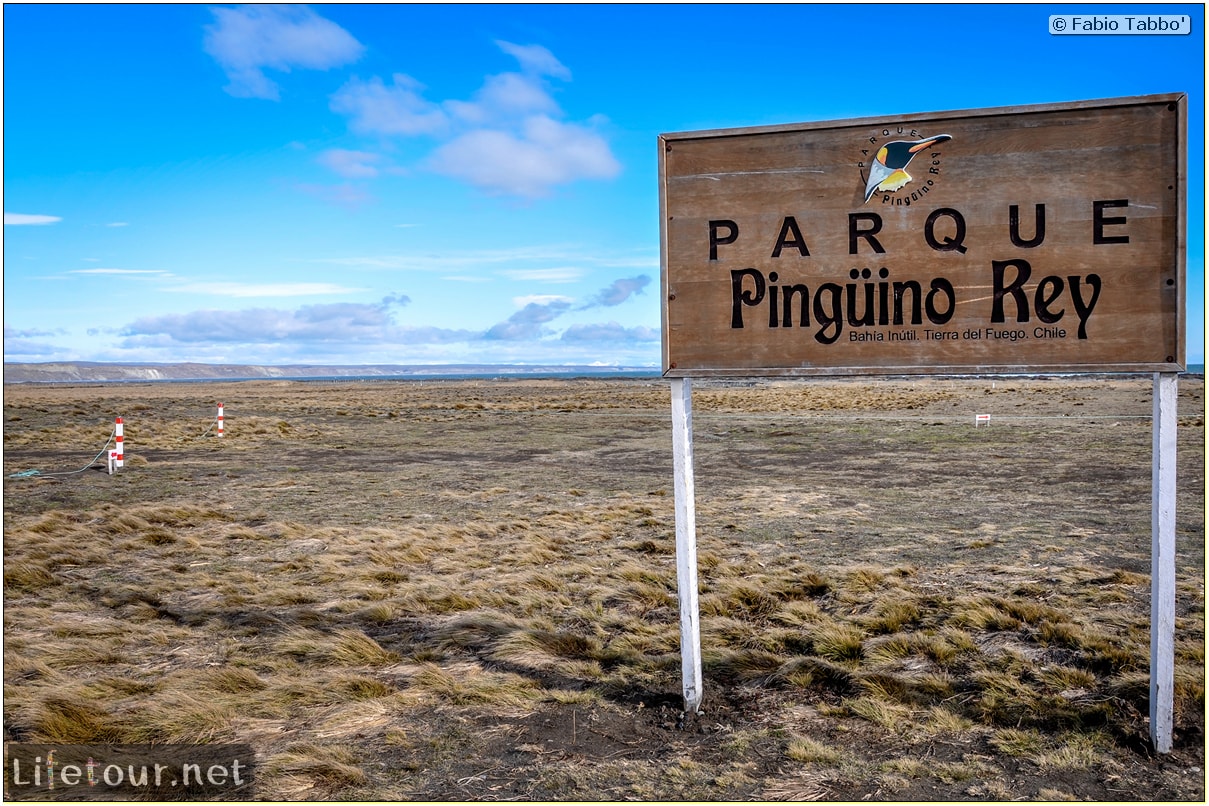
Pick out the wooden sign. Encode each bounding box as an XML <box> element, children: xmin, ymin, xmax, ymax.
<box><xmin>660</xmin><ymin>94</ymin><xmax>1186</xmax><ymax>376</ymax></box>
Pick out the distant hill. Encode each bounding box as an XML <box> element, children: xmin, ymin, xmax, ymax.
<box><xmin>3</xmin><ymin>362</ymin><xmax>657</xmax><ymax>383</ymax></box>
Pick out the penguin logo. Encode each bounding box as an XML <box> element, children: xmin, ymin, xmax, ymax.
<box><xmin>861</xmin><ymin>134</ymin><xmax>952</xmax><ymax>203</ymax></box>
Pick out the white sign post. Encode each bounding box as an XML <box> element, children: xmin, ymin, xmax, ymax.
<box><xmin>1150</xmin><ymin>371</ymin><xmax>1178</xmax><ymax>753</ymax></box>
<box><xmin>670</xmin><ymin>378</ymin><xmax>703</xmax><ymax>715</ymax></box>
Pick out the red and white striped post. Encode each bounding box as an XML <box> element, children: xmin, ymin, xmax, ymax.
<box><xmin>217</xmin><ymin>403</ymin><xmax>224</xmax><ymax>438</ymax></box>
<box><xmin>114</xmin><ymin>416</ymin><xmax>124</xmax><ymax>468</ymax></box>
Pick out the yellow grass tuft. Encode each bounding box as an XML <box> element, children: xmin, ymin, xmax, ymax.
<box><xmin>785</xmin><ymin>734</ymin><xmax>841</xmax><ymax>764</ymax></box>
<box><xmin>33</xmin><ymin>695</ymin><xmax>130</xmax><ymax>743</ymax></box>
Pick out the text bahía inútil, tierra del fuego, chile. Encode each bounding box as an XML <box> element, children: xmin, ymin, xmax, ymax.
<box><xmin>710</xmin><ymin>200</ymin><xmax>1130</xmax><ymax>345</ymax></box>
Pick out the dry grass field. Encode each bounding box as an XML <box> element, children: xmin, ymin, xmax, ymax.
<box><xmin>3</xmin><ymin>375</ymin><xmax>1205</xmax><ymax>801</ymax></box>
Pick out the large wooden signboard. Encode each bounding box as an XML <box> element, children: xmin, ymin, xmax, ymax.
<box><xmin>660</xmin><ymin>94</ymin><xmax>1187</xmax><ymax>753</ymax></box>
<box><xmin>660</xmin><ymin>94</ymin><xmax>1186</xmax><ymax>376</ymax></box>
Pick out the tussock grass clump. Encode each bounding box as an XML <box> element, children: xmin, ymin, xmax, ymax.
<box><xmin>772</xmin><ymin>570</ymin><xmax>832</xmax><ymax>599</ymax></box>
<box><xmin>700</xmin><ymin>582</ymin><xmax>780</xmax><ymax>620</ymax></box>
<box><xmin>411</xmin><ymin>661</ymin><xmax>540</xmax><ymax>707</ymax></box>
<box><xmin>1080</xmin><ymin>632</ymin><xmax>1145</xmax><ymax>673</ymax></box>
<box><xmin>4</xmin><ymin>561</ymin><xmax>58</xmax><ymax>592</ymax></box>
<box><xmin>124</xmin><ymin>690</ymin><xmax>238</xmax><ymax>744</ymax></box>
<box><xmin>358</xmin><ymin>602</ymin><xmax>395</xmax><ymax>623</ymax></box>
<box><xmin>129</xmin><ymin>503</ymin><xmax>229</xmax><ymax>527</ymax></box>
<box><xmin>333</xmin><ymin>676</ymin><xmax>395</xmax><ymax>700</ymax></box>
<box><xmin>33</xmin><ymin>695</ymin><xmax>130</xmax><ymax>743</ymax></box>
<box><xmin>856</xmin><ymin>669</ymin><xmax>955</xmax><ymax>704</ymax></box>
<box><xmin>862</xmin><ymin>597</ymin><xmax>923</xmax><ymax>634</ymax></box>
<box><xmin>1034</xmin><ymin>731</ymin><xmax>1111</xmax><ymax>770</ymax></box>
<box><xmin>80</xmin><ymin>675</ymin><xmax>159</xmax><ymax>698</ymax></box>
<box><xmin>768</xmin><ymin>656</ymin><xmax>854</xmax><ymax>692</ymax></box>
<box><xmin>433</xmin><ymin>611</ymin><xmax>524</xmax><ymax>651</ymax></box>
<box><xmin>267</xmin><ymin>743</ymin><xmax>368</xmax><ymax>788</ymax></box>
<box><xmin>489</xmin><ymin>629</ymin><xmax>604</xmax><ymax>674</ymax></box>
<box><xmin>844</xmin><ymin>566</ymin><xmax>890</xmax><ymax>593</ymax></box>
<box><xmin>785</xmin><ymin>734</ymin><xmax>841</xmax><ymax>764</ymax></box>
<box><xmin>810</xmin><ymin>623</ymin><xmax>864</xmax><ymax>662</ymax></box>
<box><xmin>198</xmin><ymin>666</ymin><xmax>269</xmax><ymax>693</ymax></box>
<box><xmin>990</xmin><ymin>726</ymin><xmax>1046</xmax><ymax>756</ymax></box>
<box><xmin>703</xmin><ymin>648</ymin><xmax>784</xmax><ymax>682</ymax></box>
<box><xmin>772</xmin><ymin>599</ymin><xmax>824</xmax><ymax>627</ymax></box>
<box><xmin>845</xmin><ymin>695</ymin><xmax>915</xmax><ymax>733</ymax></box>
<box><xmin>924</xmin><ymin>704</ymin><xmax>975</xmax><ymax>733</ymax></box>
<box><xmin>976</xmin><ymin>678</ymin><xmax>1114</xmax><ymax>731</ymax></box>
<box><xmin>275</xmin><ymin>628</ymin><xmax>399</xmax><ymax>666</ymax></box>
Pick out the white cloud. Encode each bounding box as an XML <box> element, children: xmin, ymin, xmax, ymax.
<box><xmin>513</xmin><ymin>294</ymin><xmax>574</xmax><ymax>308</ymax></box>
<box><xmin>107</xmin><ymin>222</ymin><xmax>129</xmax><ymax>227</ymax></box>
<box><xmin>204</xmin><ymin>5</ymin><xmax>364</xmax><ymax>100</ymax></box>
<box><xmin>95</xmin><ymin>274</ymin><xmax>661</xmax><ymax>363</ymax></box>
<box><xmin>117</xmin><ymin>296</ymin><xmax>493</xmax><ymax>351</ymax></box>
<box><xmin>578</xmin><ymin>275</ymin><xmax>651</xmax><ymax>308</ymax></box>
<box><xmin>428</xmin><ymin>115</ymin><xmax>619</xmax><ymax>198</ymax></box>
<box><xmin>329</xmin><ymin>40</ymin><xmax>619</xmax><ymax>199</ymax></box>
<box><xmin>446</xmin><ymin>72</ymin><xmax>559</xmax><ymax>125</ymax></box>
<box><xmin>561</xmin><ymin>323</ymin><xmax>660</xmax><ymax>343</ymax></box>
<box><xmin>329</xmin><ymin>74</ymin><xmax>448</xmax><ymax>136</ymax></box>
<box><xmin>4</xmin><ymin>213</ymin><xmax>61</xmax><ymax>225</ymax></box>
<box><xmin>5</xmin><ymin>325</ymin><xmax>66</xmax><ymax>339</ymax></box>
<box><xmin>484</xmin><ymin>299</ymin><xmax>573</xmax><ymax>341</ymax></box>
<box><xmin>495</xmin><ymin>41</ymin><xmax>570</xmax><ymax>80</ymax></box>
<box><xmin>168</xmin><ymin>282</ymin><xmax>363</xmax><ymax>298</ymax></box>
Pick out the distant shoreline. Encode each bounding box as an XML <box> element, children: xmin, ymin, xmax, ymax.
<box><xmin>1</xmin><ymin>362</ymin><xmax>661</xmax><ymax>384</ymax></box>
<box><xmin>4</xmin><ymin>361</ymin><xmax>1202</xmax><ymax>385</ymax></box>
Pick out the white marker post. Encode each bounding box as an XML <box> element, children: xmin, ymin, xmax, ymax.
<box><xmin>670</xmin><ymin>378</ymin><xmax>703</xmax><ymax>715</ymax></box>
<box><xmin>114</xmin><ymin>417</ymin><xmax>124</xmax><ymax>468</ymax></box>
<box><xmin>217</xmin><ymin>402</ymin><xmax>224</xmax><ymax>438</ymax></box>
<box><xmin>1150</xmin><ymin>372</ymin><xmax>1178</xmax><ymax>753</ymax></box>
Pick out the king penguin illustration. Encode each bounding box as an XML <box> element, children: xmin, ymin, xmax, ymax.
<box><xmin>863</xmin><ymin>134</ymin><xmax>952</xmax><ymax>203</ymax></box>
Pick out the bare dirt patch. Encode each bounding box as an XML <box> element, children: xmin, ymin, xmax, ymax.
<box><xmin>3</xmin><ymin>375</ymin><xmax>1205</xmax><ymax>801</ymax></box>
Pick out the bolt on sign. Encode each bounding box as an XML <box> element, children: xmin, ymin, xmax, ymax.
<box><xmin>660</xmin><ymin>94</ymin><xmax>1186</xmax><ymax>377</ymax></box>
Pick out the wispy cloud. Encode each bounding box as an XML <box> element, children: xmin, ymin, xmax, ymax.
<box><xmin>167</xmin><ymin>282</ymin><xmax>364</xmax><ymax>298</ymax></box>
<box><xmin>204</xmin><ymin>5</ymin><xmax>364</xmax><ymax>100</ymax></box>
<box><xmin>578</xmin><ymin>275</ymin><xmax>651</xmax><ymax>308</ymax></box>
<box><xmin>513</xmin><ymin>294</ymin><xmax>574</xmax><ymax>308</ymax></box>
<box><xmin>110</xmin><ymin>276</ymin><xmax>655</xmax><ymax>359</ymax></box>
<box><xmin>328</xmin><ymin>40</ymin><xmax>619</xmax><ymax>198</ymax></box>
<box><xmin>5</xmin><ymin>325</ymin><xmax>67</xmax><ymax>339</ymax></box>
<box><xmin>496</xmin><ymin>41</ymin><xmax>572</xmax><ymax>80</ymax></box>
<box><xmin>121</xmin><ymin>295</ymin><xmax>414</xmax><ymax>345</ymax></box>
<box><xmin>483</xmin><ymin>299</ymin><xmax>573</xmax><ymax>341</ymax></box>
<box><xmin>106</xmin><ymin>222</ymin><xmax>129</xmax><ymax>228</ymax></box>
<box><xmin>5</xmin><ymin>213</ymin><xmax>61</xmax><ymax>226</ymax></box>
<box><xmin>562</xmin><ymin>322</ymin><xmax>659</xmax><ymax>342</ymax></box>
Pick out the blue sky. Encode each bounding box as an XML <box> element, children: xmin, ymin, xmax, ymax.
<box><xmin>4</xmin><ymin>3</ymin><xmax>1204</xmax><ymax>367</ymax></box>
